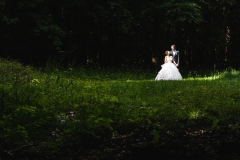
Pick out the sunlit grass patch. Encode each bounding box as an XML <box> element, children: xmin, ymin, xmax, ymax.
<box><xmin>1</xmin><ymin>58</ymin><xmax>240</xmax><ymax>157</ymax></box>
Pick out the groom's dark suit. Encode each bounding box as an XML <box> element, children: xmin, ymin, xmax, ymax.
<box><xmin>170</xmin><ymin>50</ymin><xmax>179</xmax><ymax>65</ymax></box>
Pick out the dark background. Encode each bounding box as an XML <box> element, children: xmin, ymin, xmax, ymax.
<box><xmin>0</xmin><ymin>0</ymin><xmax>239</xmax><ymax>70</ymax></box>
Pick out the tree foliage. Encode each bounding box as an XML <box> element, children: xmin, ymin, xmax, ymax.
<box><xmin>0</xmin><ymin>0</ymin><xmax>239</xmax><ymax>69</ymax></box>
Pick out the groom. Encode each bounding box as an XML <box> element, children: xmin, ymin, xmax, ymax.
<box><xmin>170</xmin><ymin>45</ymin><xmax>179</xmax><ymax>67</ymax></box>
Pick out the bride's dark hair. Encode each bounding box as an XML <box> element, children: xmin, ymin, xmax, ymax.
<box><xmin>165</xmin><ymin>50</ymin><xmax>169</xmax><ymax>55</ymax></box>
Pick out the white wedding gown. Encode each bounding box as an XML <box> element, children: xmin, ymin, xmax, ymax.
<box><xmin>155</xmin><ymin>57</ymin><xmax>182</xmax><ymax>80</ymax></box>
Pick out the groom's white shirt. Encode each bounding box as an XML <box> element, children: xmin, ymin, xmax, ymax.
<box><xmin>172</xmin><ymin>50</ymin><xmax>177</xmax><ymax>55</ymax></box>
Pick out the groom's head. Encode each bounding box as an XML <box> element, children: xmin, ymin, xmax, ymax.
<box><xmin>171</xmin><ymin>45</ymin><xmax>176</xmax><ymax>50</ymax></box>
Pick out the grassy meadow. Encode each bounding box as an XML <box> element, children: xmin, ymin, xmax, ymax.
<box><xmin>0</xmin><ymin>58</ymin><xmax>240</xmax><ymax>159</ymax></box>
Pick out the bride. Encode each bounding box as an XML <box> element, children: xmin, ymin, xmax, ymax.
<box><xmin>155</xmin><ymin>51</ymin><xmax>182</xmax><ymax>80</ymax></box>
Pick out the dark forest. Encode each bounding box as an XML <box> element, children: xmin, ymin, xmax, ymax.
<box><xmin>1</xmin><ymin>0</ymin><xmax>239</xmax><ymax>70</ymax></box>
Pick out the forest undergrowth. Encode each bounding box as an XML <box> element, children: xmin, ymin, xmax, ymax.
<box><xmin>0</xmin><ymin>58</ymin><xmax>240</xmax><ymax>159</ymax></box>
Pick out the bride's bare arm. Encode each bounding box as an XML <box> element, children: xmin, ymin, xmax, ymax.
<box><xmin>164</xmin><ymin>56</ymin><xmax>167</xmax><ymax>63</ymax></box>
<box><xmin>173</xmin><ymin>59</ymin><xmax>177</xmax><ymax>65</ymax></box>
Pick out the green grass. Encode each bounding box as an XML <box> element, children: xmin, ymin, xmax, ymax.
<box><xmin>0</xmin><ymin>58</ymin><xmax>240</xmax><ymax>158</ymax></box>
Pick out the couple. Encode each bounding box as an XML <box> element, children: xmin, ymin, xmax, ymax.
<box><xmin>155</xmin><ymin>45</ymin><xmax>182</xmax><ymax>80</ymax></box>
